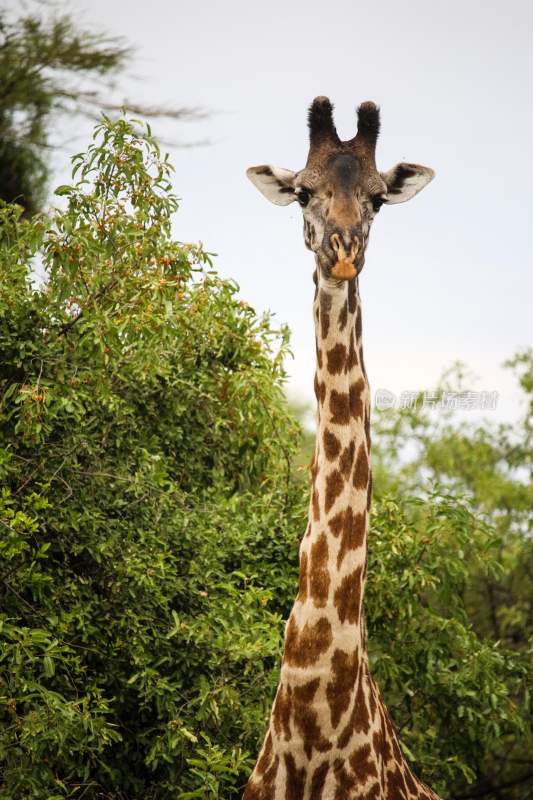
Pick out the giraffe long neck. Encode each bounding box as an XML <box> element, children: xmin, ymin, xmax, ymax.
<box><xmin>243</xmin><ymin>271</ymin><xmax>440</xmax><ymax>800</ymax></box>
<box><xmin>279</xmin><ymin>273</ymin><xmax>371</xmax><ymax>679</ymax></box>
<box><xmin>305</xmin><ymin>272</ymin><xmax>372</xmax><ymax>651</ymax></box>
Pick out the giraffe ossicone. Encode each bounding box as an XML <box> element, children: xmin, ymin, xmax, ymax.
<box><xmin>243</xmin><ymin>97</ymin><xmax>440</xmax><ymax>800</ymax></box>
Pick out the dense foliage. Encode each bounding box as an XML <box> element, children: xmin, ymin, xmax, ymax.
<box><xmin>370</xmin><ymin>359</ymin><xmax>533</xmax><ymax>799</ymax></box>
<box><xmin>0</xmin><ymin>117</ymin><xmax>530</xmax><ymax>799</ymax></box>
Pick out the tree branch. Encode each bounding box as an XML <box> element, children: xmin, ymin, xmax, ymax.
<box><xmin>57</xmin><ymin>278</ymin><xmax>118</xmax><ymax>336</ymax></box>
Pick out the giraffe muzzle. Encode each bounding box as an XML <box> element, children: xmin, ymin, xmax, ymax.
<box><xmin>329</xmin><ymin>233</ymin><xmax>359</xmax><ymax>280</ymax></box>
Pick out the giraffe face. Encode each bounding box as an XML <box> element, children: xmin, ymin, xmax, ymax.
<box><xmin>247</xmin><ymin>97</ymin><xmax>435</xmax><ymax>280</ymax></box>
<box><xmin>293</xmin><ymin>152</ymin><xmax>387</xmax><ymax>278</ymax></box>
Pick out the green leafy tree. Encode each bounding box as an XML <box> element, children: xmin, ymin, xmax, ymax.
<box><xmin>370</xmin><ymin>359</ymin><xmax>533</xmax><ymax>800</ymax></box>
<box><xmin>0</xmin><ymin>115</ymin><xmax>299</xmax><ymax>798</ymax></box>
<box><xmin>0</xmin><ymin>116</ymin><xmax>529</xmax><ymax>799</ymax></box>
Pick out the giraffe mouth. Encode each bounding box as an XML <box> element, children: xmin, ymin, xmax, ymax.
<box><xmin>329</xmin><ymin>235</ymin><xmax>359</xmax><ymax>280</ymax></box>
<box><xmin>331</xmin><ymin>259</ymin><xmax>358</xmax><ymax>280</ymax></box>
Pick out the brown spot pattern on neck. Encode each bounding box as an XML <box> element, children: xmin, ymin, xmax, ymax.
<box><xmin>244</xmin><ymin>274</ymin><xmax>442</xmax><ymax>800</ymax></box>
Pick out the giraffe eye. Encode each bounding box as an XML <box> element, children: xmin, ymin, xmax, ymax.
<box><xmin>372</xmin><ymin>196</ymin><xmax>386</xmax><ymax>212</ymax></box>
<box><xmin>297</xmin><ymin>188</ymin><xmax>311</xmax><ymax>207</ymax></box>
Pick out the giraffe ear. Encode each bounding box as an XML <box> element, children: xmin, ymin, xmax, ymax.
<box><xmin>246</xmin><ymin>165</ymin><xmax>297</xmax><ymax>206</ymax></box>
<box><xmin>381</xmin><ymin>163</ymin><xmax>435</xmax><ymax>204</ymax></box>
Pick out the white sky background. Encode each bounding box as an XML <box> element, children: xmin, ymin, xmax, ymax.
<box><xmin>20</xmin><ymin>0</ymin><xmax>533</xmax><ymax>420</ymax></box>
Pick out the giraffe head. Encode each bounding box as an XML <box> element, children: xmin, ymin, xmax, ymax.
<box><xmin>247</xmin><ymin>97</ymin><xmax>434</xmax><ymax>280</ymax></box>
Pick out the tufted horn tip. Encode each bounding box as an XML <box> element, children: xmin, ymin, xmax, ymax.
<box><xmin>309</xmin><ymin>96</ymin><xmax>333</xmax><ymax>115</ymax></box>
<box><xmin>356</xmin><ymin>101</ymin><xmax>381</xmax><ymax>145</ymax></box>
<box><xmin>308</xmin><ymin>96</ymin><xmax>338</xmax><ymax>145</ymax></box>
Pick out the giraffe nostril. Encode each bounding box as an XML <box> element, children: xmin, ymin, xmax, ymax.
<box><xmin>343</xmin><ymin>232</ymin><xmax>359</xmax><ymax>253</ymax></box>
<box><xmin>330</xmin><ymin>233</ymin><xmax>342</xmax><ymax>254</ymax></box>
<box><xmin>330</xmin><ymin>231</ymin><xmax>360</xmax><ymax>260</ymax></box>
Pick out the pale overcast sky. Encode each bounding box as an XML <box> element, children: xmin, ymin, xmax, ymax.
<box><xmin>24</xmin><ymin>0</ymin><xmax>533</xmax><ymax>419</ymax></box>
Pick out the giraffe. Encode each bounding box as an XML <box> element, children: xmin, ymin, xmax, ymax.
<box><xmin>242</xmin><ymin>97</ymin><xmax>439</xmax><ymax>800</ymax></box>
